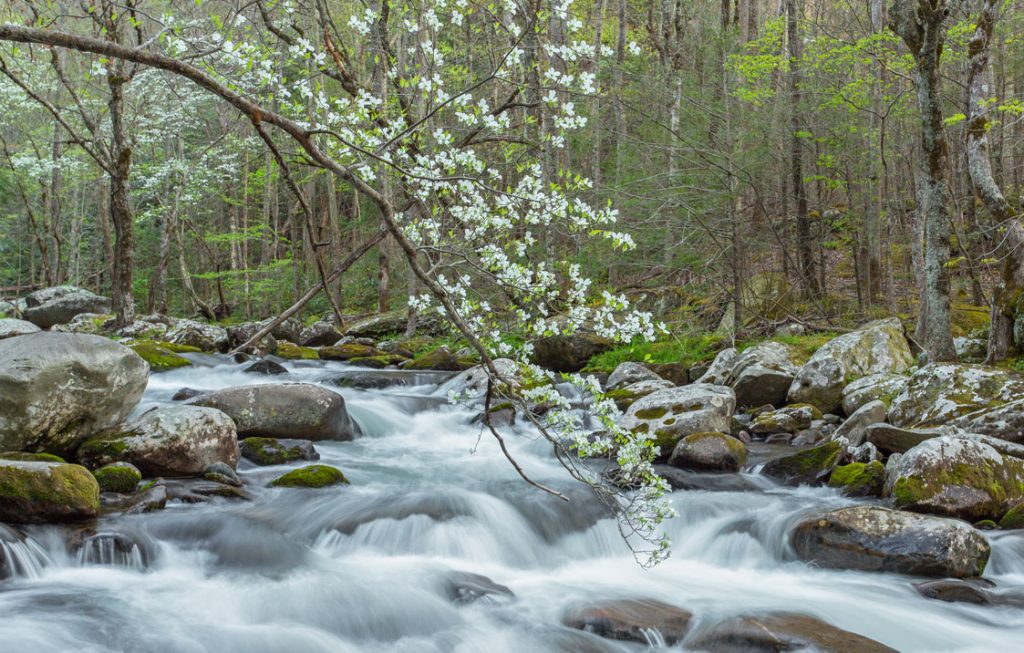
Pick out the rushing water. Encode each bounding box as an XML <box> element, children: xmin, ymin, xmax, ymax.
<box><xmin>2</xmin><ymin>356</ymin><xmax>1024</xmax><ymax>652</ymax></box>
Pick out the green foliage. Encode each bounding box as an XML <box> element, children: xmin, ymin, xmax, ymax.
<box><xmin>585</xmin><ymin>334</ymin><xmax>723</xmax><ymax>373</ymax></box>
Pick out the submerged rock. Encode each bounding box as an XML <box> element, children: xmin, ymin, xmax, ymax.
<box><xmin>441</xmin><ymin>571</ymin><xmax>515</xmax><ymax>606</ymax></box>
<box><xmin>790</xmin><ymin>506</ymin><xmax>990</xmax><ymax>578</ymax></box>
<box><xmin>563</xmin><ymin>599</ymin><xmax>693</xmax><ymax>646</ymax></box>
<box><xmin>788</xmin><ymin>318</ymin><xmax>914</xmax><ymax>414</ymax></box>
<box><xmin>270</xmin><ymin>464</ymin><xmax>348</xmax><ymax>488</ymax></box>
<box><xmin>239</xmin><ymin>437</ymin><xmax>319</xmax><ymax>466</ymax></box>
<box><xmin>668</xmin><ymin>432</ymin><xmax>747</xmax><ymax>473</ymax></box>
<box><xmin>189</xmin><ymin>382</ymin><xmax>361</xmax><ymax>441</ymax></box>
<box><xmin>0</xmin><ymin>460</ymin><xmax>100</xmax><ymax>523</ymax></box>
<box><xmin>78</xmin><ymin>406</ymin><xmax>240</xmax><ymax>477</ymax></box>
<box><xmin>22</xmin><ymin>285</ymin><xmax>111</xmax><ymax>328</ymax></box>
<box><xmin>688</xmin><ymin>612</ymin><xmax>897</xmax><ymax>653</ymax></box>
<box><xmin>0</xmin><ymin>332</ymin><xmax>148</xmax><ymax>455</ymax></box>
<box><xmin>882</xmin><ymin>435</ymin><xmax>1024</xmax><ymax>522</ymax></box>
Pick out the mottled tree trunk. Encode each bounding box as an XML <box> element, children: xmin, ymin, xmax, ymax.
<box><xmin>890</xmin><ymin>0</ymin><xmax>956</xmax><ymax>362</ymax></box>
<box><xmin>787</xmin><ymin>0</ymin><xmax>818</xmax><ymax>298</ymax></box>
<box><xmin>108</xmin><ymin>65</ymin><xmax>135</xmax><ymax>327</ymax></box>
<box><xmin>965</xmin><ymin>0</ymin><xmax>1024</xmax><ymax>362</ymax></box>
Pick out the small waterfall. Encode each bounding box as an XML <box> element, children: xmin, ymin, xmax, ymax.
<box><xmin>75</xmin><ymin>533</ymin><xmax>148</xmax><ymax>570</ymax></box>
<box><xmin>0</xmin><ymin>536</ymin><xmax>50</xmax><ymax>580</ymax></box>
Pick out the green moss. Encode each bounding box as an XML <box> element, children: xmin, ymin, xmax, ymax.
<box><xmin>603</xmin><ymin>388</ymin><xmax>640</xmax><ymax>410</ymax></box>
<box><xmin>828</xmin><ymin>461</ymin><xmax>885</xmax><ymax>497</ymax></box>
<box><xmin>0</xmin><ymin>452</ymin><xmax>66</xmax><ymax>463</ymax></box>
<box><xmin>92</xmin><ymin>463</ymin><xmax>142</xmax><ymax>493</ymax></box>
<box><xmin>635</xmin><ymin>406</ymin><xmax>669</xmax><ymax>420</ymax></box>
<box><xmin>348</xmin><ymin>354</ymin><xmax>406</xmax><ymax>368</ymax></box>
<box><xmin>240</xmin><ymin>438</ymin><xmax>310</xmax><ymax>466</ymax></box>
<box><xmin>0</xmin><ymin>461</ymin><xmax>100</xmax><ymax>521</ymax></box>
<box><xmin>892</xmin><ymin>462</ymin><xmax>1016</xmax><ymax>511</ymax></box>
<box><xmin>974</xmin><ymin>519</ymin><xmax>998</xmax><ymax>530</ymax></box>
<box><xmin>270</xmin><ymin>464</ymin><xmax>348</xmax><ymax>488</ymax></box>
<box><xmin>999</xmin><ymin>502</ymin><xmax>1024</xmax><ymax>529</ymax></box>
<box><xmin>891</xmin><ymin>475</ymin><xmax>927</xmax><ymax>506</ymax></box>
<box><xmin>275</xmin><ymin>341</ymin><xmax>320</xmax><ymax>360</ymax></box>
<box><xmin>487</xmin><ymin>402</ymin><xmax>515</xmax><ymax>413</ymax></box>
<box><xmin>584</xmin><ymin>334</ymin><xmax>723</xmax><ymax>374</ymax></box>
<box><xmin>319</xmin><ymin>343</ymin><xmax>382</xmax><ymax>360</ymax></box>
<box><xmin>762</xmin><ymin>440</ymin><xmax>843</xmax><ymax>486</ymax></box>
<box><xmin>129</xmin><ymin>340</ymin><xmax>193</xmax><ymax>372</ymax></box>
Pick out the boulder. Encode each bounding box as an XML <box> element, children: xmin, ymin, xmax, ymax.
<box><xmin>0</xmin><ymin>460</ymin><xmax>100</xmax><ymax>523</ymax></box>
<box><xmin>318</xmin><ymin>342</ymin><xmax>384</xmax><ymax>361</ymax></box>
<box><xmin>239</xmin><ymin>438</ymin><xmax>319</xmax><ymax>466</ymax></box>
<box><xmin>164</xmin><ymin>319</ymin><xmax>229</xmax><ymax>352</ymax></box>
<box><xmin>441</xmin><ymin>571</ymin><xmax>515</xmax><ymax>605</ymax></box>
<box><xmin>300</xmin><ymin>321</ymin><xmax>343</xmax><ymax>347</ymax></box>
<box><xmin>841</xmin><ymin>373</ymin><xmax>909</xmax><ymax>416</ymax></box>
<box><xmin>22</xmin><ymin>286</ymin><xmax>111</xmax><ymax>328</ymax></box>
<box><xmin>787</xmin><ymin>319</ymin><xmax>914</xmax><ymax>414</ymax></box>
<box><xmin>914</xmin><ymin>579</ymin><xmax>995</xmax><ymax>605</ymax></box>
<box><xmin>750</xmin><ymin>404</ymin><xmax>820</xmax><ymax>435</ymax></box>
<box><xmin>0</xmin><ymin>333</ymin><xmax>148</xmax><ymax>455</ymax></box>
<box><xmin>605</xmin><ymin>378</ymin><xmax>675</xmax><ymax>410</ymax></box>
<box><xmin>434</xmin><ymin>359</ymin><xmax>520</xmax><ymax>403</ymax></box>
<box><xmin>617</xmin><ymin>385</ymin><xmax>736</xmax><ymax>460</ymax></box>
<box><xmin>829</xmin><ymin>400</ymin><xmax>887</xmax><ymax>447</ymax></box>
<box><xmin>952</xmin><ymin>398</ymin><xmax>1024</xmax><ymax>444</ymax></box>
<box><xmin>243</xmin><ymin>360</ymin><xmax>288</xmax><ymax>375</ymax></box>
<box><xmin>1000</xmin><ymin>502</ymin><xmax>1024</xmax><ymax>529</ymax></box>
<box><xmin>790</xmin><ymin>505</ymin><xmax>990</xmax><ymax>577</ymax></box>
<box><xmin>189</xmin><ymin>383</ymin><xmax>362</xmax><ymax>441</ymax></box>
<box><xmin>51</xmin><ymin>312</ymin><xmax>111</xmax><ymax>335</ymax></box>
<box><xmin>562</xmin><ymin>599</ymin><xmax>693</xmax><ymax>647</ymax></box>
<box><xmin>343</xmin><ymin>310</ymin><xmax>442</xmax><ymax>338</ymax></box>
<box><xmin>532</xmin><ymin>334</ymin><xmax>614</xmax><ymax>373</ymax></box>
<box><xmin>128</xmin><ymin>340</ymin><xmax>195</xmax><ymax>372</ymax></box>
<box><xmin>695</xmin><ymin>348</ymin><xmax>738</xmax><ymax>386</ymax></box>
<box><xmin>865</xmin><ymin>423</ymin><xmax>946</xmax><ymax>455</ymax></box>
<box><xmin>668</xmin><ymin>432</ymin><xmax>747</xmax><ymax>473</ymax></box>
<box><xmin>403</xmin><ymin>345</ymin><xmax>465</xmax><ymax>371</ymax></box>
<box><xmin>0</xmin><ymin>318</ymin><xmax>41</xmax><ymax>340</ymax></box>
<box><xmin>888</xmin><ymin>364</ymin><xmax>1024</xmax><ymax>428</ymax></box>
<box><xmin>78</xmin><ymin>406</ymin><xmax>240</xmax><ymax>477</ymax></box>
<box><xmin>689</xmin><ymin>612</ymin><xmax>897</xmax><ymax>653</ymax></box>
<box><xmin>275</xmin><ymin>341</ymin><xmax>319</xmax><ymax>360</ymax></box>
<box><xmin>827</xmin><ymin>461</ymin><xmax>885</xmax><ymax>497</ymax></box>
<box><xmin>92</xmin><ymin>462</ymin><xmax>142</xmax><ymax>493</ymax></box>
<box><xmin>882</xmin><ymin>435</ymin><xmax>1024</xmax><ymax>522</ymax></box>
<box><xmin>760</xmin><ymin>439</ymin><xmax>845</xmax><ymax>486</ymax></box>
<box><xmin>225</xmin><ymin>323</ymin><xmax>277</xmax><ymax>356</ymax></box>
<box><xmin>270</xmin><ymin>464</ymin><xmax>348</xmax><ymax>488</ymax></box>
<box><xmin>605</xmin><ymin>362</ymin><xmax>664</xmax><ymax>391</ymax></box>
<box><xmin>727</xmin><ymin>341</ymin><xmax>801</xmax><ymax>407</ymax></box>
<box><xmin>115</xmin><ymin>317</ymin><xmax>171</xmax><ymax>341</ymax></box>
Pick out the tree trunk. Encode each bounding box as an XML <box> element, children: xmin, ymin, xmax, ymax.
<box><xmin>787</xmin><ymin>0</ymin><xmax>818</xmax><ymax>298</ymax></box>
<box><xmin>891</xmin><ymin>0</ymin><xmax>956</xmax><ymax>362</ymax></box>
<box><xmin>108</xmin><ymin>65</ymin><xmax>135</xmax><ymax>327</ymax></box>
<box><xmin>965</xmin><ymin>0</ymin><xmax>1024</xmax><ymax>362</ymax></box>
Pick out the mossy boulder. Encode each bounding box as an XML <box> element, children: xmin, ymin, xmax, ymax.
<box><xmin>0</xmin><ymin>460</ymin><xmax>100</xmax><ymax>523</ymax></box>
<box><xmin>433</xmin><ymin>359</ymin><xmax>521</xmax><ymax>404</ymax></box>
<box><xmin>348</xmin><ymin>354</ymin><xmax>408</xmax><ymax>368</ymax></box>
<box><xmin>0</xmin><ymin>332</ymin><xmax>149</xmax><ymax>456</ymax></box>
<box><xmin>668</xmin><ymin>432</ymin><xmax>747</xmax><ymax>473</ymax></box>
<box><xmin>787</xmin><ymin>318</ymin><xmax>914</xmax><ymax>414</ymax></box>
<box><xmin>841</xmin><ymin>373</ymin><xmax>909</xmax><ymax>416</ymax></box>
<box><xmin>403</xmin><ymin>345</ymin><xmax>465</xmax><ymax>371</ymax></box>
<box><xmin>239</xmin><ymin>437</ymin><xmax>319</xmax><ymax>466</ymax></box>
<box><xmin>531</xmin><ymin>333</ymin><xmax>614</xmax><ymax>373</ymax></box>
<box><xmin>999</xmin><ymin>502</ymin><xmax>1024</xmax><ymax>529</ymax></box>
<box><xmin>78</xmin><ymin>406</ymin><xmax>239</xmax><ymax>477</ymax></box>
<box><xmin>951</xmin><ymin>397</ymin><xmax>1024</xmax><ymax>444</ymax></box>
<box><xmin>299</xmin><ymin>321</ymin><xmax>344</xmax><ymax>347</ymax></box>
<box><xmin>761</xmin><ymin>439</ymin><xmax>845</xmax><ymax>486</ymax></box>
<box><xmin>695</xmin><ymin>347</ymin><xmax>738</xmax><ymax>386</ymax></box>
<box><xmin>605</xmin><ymin>362</ymin><xmax>665</xmax><ymax>391</ymax></box>
<box><xmin>828</xmin><ymin>461</ymin><xmax>885</xmax><ymax>497</ymax></box>
<box><xmin>0</xmin><ymin>318</ymin><xmax>40</xmax><ymax>340</ymax></box>
<box><xmin>883</xmin><ymin>435</ymin><xmax>1024</xmax><ymax>522</ymax></box>
<box><xmin>189</xmin><ymin>382</ymin><xmax>361</xmax><ymax>441</ymax></box>
<box><xmin>343</xmin><ymin>310</ymin><xmax>443</xmax><ymax>338</ymax></box>
<box><xmin>275</xmin><ymin>341</ymin><xmax>320</xmax><ymax>360</ymax></box>
<box><xmin>750</xmin><ymin>404</ymin><xmax>821</xmax><ymax>435</ymax></box>
<box><xmin>92</xmin><ymin>462</ymin><xmax>142</xmax><ymax>493</ymax></box>
<box><xmin>164</xmin><ymin>318</ymin><xmax>229</xmax><ymax>352</ymax></box>
<box><xmin>0</xmin><ymin>451</ymin><xmax>65</xmax><ymax>463</ymax></box>
<box><xmin>618</xmin><ymin>385</ymin><xmax>736</xmax><ymax>462</ymax></box>
<box><xmin>318</xmin><ymin>342</ymin><xmax>384</xmax><ymax>361</ymax></box>
<box><xmin>889</xmin><ymin>364</ymin><xmax>1024</xmax><ymax>428</ymax></box>
<box><xmin>129</xmin><ymin>340</ymin><xmax>195</xmax><ymax>372</ymax></box>
<box><xmin>790</xmin><ymin>506</ymin><xmax>990</xmax><ymax>578</ymax></box>
<box><xmin>604</xmin><ymin>378</ymin><xmax>675</xmax><ymax>411</ymax></box>
<box><xmin>270</xmin><ymin>464</ymin><xmax>348</xmax><ymax>488</ymax></box>
<box><xmin>727</xmin><ymin>341</ymin><xmax>802</xmax><ymax>408</ymax></box>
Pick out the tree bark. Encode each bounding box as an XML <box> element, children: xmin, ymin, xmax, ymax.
<box><xmin>890</xmin><ymin>0</ymin><xmax>956</xmax><ymax>362</ymax></box>
<box><xmin>787</xmin><ymin>0</ymin><xmax>818</xmax><ymax>299</ymax></box>
<box><xmin>108</xmin><ymin>65</ymin><xmax>135</xmax><ymax>326</ymax></box>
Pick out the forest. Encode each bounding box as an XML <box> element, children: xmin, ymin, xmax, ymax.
<box><xmin>1</xmin><ymin>1</ymin><xmax>1024</xmax><ymax>652</ymax></box>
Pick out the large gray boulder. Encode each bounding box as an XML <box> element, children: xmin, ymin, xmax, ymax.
<box><xmin>189</xmin><ymin>383</ymin><xmax>361</xmax><ymax>441</ymax></box>
<box><xmin>22</xmin><ymin>286</ymin><xmax>111</xmax><ymax>328</ymax></box>
<box><xmin>434</xmin><ymin>359</ymin><xmax>519</xmax><ymax>403</ymax></box>
<box><xmin>790</xmin><ymin>506</ymin><xmax>990</xmax><ymax>578</ymax></box>
<box><xmin>787</xmin><ymin>319</ymin><xmax>914</xmax><ymax>414</ymax></box>
<box><xmin>0</xmin><ymin>318</ymin><xmax>40</xmax><ymax>340</ymax></box>
<box><xmin>0</xmin><ymin>460</ymin><xmax>100</xmax><ymax>523</ymax></box>
<box><xmin>882</xmin><ymin>435</ymin><xmax>1024</xmax><ymax>522</ymax></box>
<box><xmin>0</xmin><ymin>333</ymin><xmax>149</xmax><ymax>455</ymax></box>
<box><xmin>532</xmin><ymin>333</ymin><xmax>614</xmax><ymax>373</ymax></box>
<box><xmin>695</xmin><ymin>347</ymin><xmax>737</xmax><ymax>386</ymax></box>
<box><xmin>727</xmin><ymin>341</ymin><xmax>802</xmax><ymax>407</ymax></box>
<box><xmin>668</xmin><ymin>432</ymin><xmax>747</xmax><ymax>472</ymax></box>
<box><xmin>761</xmin><ymin>439</ymin><xmax>845</xmax><ymax>486</ymax></box>
<box><xmin>840</xmin><ymin>373</ymin><xmax>909</xmax><ymax>416</ymax></box>
<box><xmin>164</xmin><ymin>318</ymin><xmax>229</xmax><ymax>352</ymax></box>
<box><xmin>618</xmin><ymin>385</ymin><xmax>736</xmax><ymax>459</ymax></box>
<box><xmin>605</xmin><ymin>362</ymin><xmax>663</xmax><ymax>391</ymax></box>
<box><xmin>77</xmin><ymin>406</ymin><xmax>240</xmax><ymax>477</ymax></box>
<box><xmin>226</xmin><ymin>321</ymin><xmax>278</xmax><ymax>356</ymax></box>
<box><xmin>951</xmin><ymin>398</ymin><xmax>1024</xmax><ymax>444</ymax></box>
<box><xmin>299</xmin><ymin>320</ymin><xmax>343</xmax><ymax>347</ymax></box>
<box><xmin>889</xmin><ymin>364</ymin><xmax>1024</xmax><ymax>429</ymax></box>
<box><xmin>829</xmin><ymin>400</ymin><xmax>887</xmax><ymax>447</ymax></box>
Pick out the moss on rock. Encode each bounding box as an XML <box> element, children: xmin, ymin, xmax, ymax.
<box><xmin>318</xmin><ymin>343</ymin><xmax>383</xmax><ymax>361</ymax></box>
<box><xmin>0</xmin><ymin>451</ymin><xmax>66</xmax><ymax>463</ymax></box>
<box><xmin>275</xmin><ymin>341</ymin><xmax>320</xmax><ymax>360</ymax></box>
<box><xmin>999</xmin><ymin>502</ymin><xmax>1024</xmax><ymax>529</ymax></box>
<box><xmin>761</xmin><ymin>440</ymin><xmax>844</xmax><ymax>486</ymax></box>
<box><xmin>240</xmin><ymin>438</ymin><xmax>311</xmax><ymax>466</ymax></box>
<box><xmin>0</xmin><ymin>460</ymin><xmax>100</xmax><ymax>522</ymax></box>
<box><xmin>92</xmin><ymin>462</ymin><xmax>142</xmax><ymax>493</ymax></box>
<box><xmin>270</xmin><ymin>464</ymin><xmax>348</xmax><ymax>488</ymax></box>
<box><xmin>828</xmin><ymin>461</ymin><xmax>885</xmax><ymax>497</ymax></box>
<box><xmin>129</xmin><ymin>340</ymin><xmax>194</xmax><ymax>372</ymax></box>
